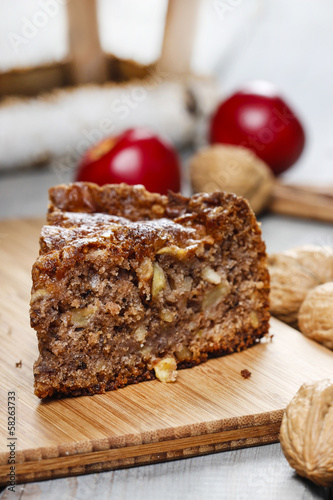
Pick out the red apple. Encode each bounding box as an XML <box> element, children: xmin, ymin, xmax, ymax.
<box><xmin>210</xmin><ymin>81</ymin><xmax>306</xmax><ymax>175</ymax></box>
<box><xmin>75</xmin><ymin>128</ymin><xmax>181</xmax><ymax>194</ymax></box>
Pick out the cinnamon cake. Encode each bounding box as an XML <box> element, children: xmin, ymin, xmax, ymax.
<box><xmin>30</xmin><ymin>183</ymin><xmax>270</xmax><ymax>398</ymax></box>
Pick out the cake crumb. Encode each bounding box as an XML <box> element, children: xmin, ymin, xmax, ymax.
<box><xmin>15</xmin><ymin>360</ymin><xmax>22</xmax><ymax>368</ymax></box>
<box><xmin>241</xmin><ymin>369</ymin><xmax>251</xmax><ymax>379</ymax></box>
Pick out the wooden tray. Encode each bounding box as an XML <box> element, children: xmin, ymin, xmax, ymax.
<box><xmin>0</xmin><ymin>219</ymin><xmax>332</xmax><ymax>486</ymax></box>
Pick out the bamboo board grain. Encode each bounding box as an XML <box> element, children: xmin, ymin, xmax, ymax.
<box><xmin>0</xmin><ymin>219</ymin><xmax>332</xmax><ymax>486</ymax></box>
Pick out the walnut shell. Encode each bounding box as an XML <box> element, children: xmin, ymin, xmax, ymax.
<box><xmin>268</xmin><ymin>246</ymin><xmax>333</xmax><ymax>324</ymax></box>
<box><xmin>189</xmin><ymin>144</ymin><xmax>274</xmax><ymax>214</ymax></box>
<box><xmin>268</xmin><ymin>254</ymin><xmax>319</xmax><ymax>324</ymax></box>
<box><xmin>280</xmin><ymin>379</ymin><xmax>333</xmax><ymax>487</ymax></box>
<box><xmin>284</xmin><ymin>245</ymin><xmax>333</xmax><ymax>284</ymax></box>
<box><xmin>298</xmin><ymin>283</ymin><xmax>333</xmax><ymax>350</ymax></box>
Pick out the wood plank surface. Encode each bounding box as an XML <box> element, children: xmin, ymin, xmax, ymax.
<box><xmin>66</xmin><ymin>0</ymin><xmax>108</xmax><ymax>85</ymax></box>
<box><xmin>0</xmin><ymin>219</ymin><xmax>332</xmax><ymax>486</ymax></box>
<box><xmin>158</xmin><ymin>0</ymin><xmax>201</xmax><ymax>75</ymax></box>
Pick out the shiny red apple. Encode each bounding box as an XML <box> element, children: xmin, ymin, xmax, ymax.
<box><xmin>75</xmin><ymin>128</ymin><xmax>181</xmax><ymax>194</ymax></box>
<box><xmin>210</xmin><ymin>81</ymin><xmax>306</xmax><ymax>175</ymax></box>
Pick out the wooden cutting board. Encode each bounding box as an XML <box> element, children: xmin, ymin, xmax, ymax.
<box><xmin>0</xmin><ymin>219</ymin><xmax>332</xmax><ymax>486</ymax></box>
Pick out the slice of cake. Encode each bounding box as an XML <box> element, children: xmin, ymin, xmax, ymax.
<box><xmin>30</xmin><ymin>183</ymin><xmax>270</xmax><ymax>398</ymax></box>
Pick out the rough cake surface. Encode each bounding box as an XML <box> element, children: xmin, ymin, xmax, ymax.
<box><xmin>30</xmin><ymin>182</ymin><xmax>270</xmax><ymax>398</ymax></box>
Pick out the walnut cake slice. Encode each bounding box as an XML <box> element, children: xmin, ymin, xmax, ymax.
<box><xmin>30</xmin><ymin>182</ymin><xmax>270</xmax><ymax>398</ymax></box>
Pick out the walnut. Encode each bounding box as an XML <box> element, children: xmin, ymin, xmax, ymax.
<box><xmin>280</xmin><ymin>379</ymin><xmax>333</xmax><ymax>487</ymax></box>
<box><xmin>136</xmin><ymin>257</ymin><xmax>153</xmax><ymax>281</ymax></box>
<box><xmin>284</xmin><ymin>245</ymin><xmax>333</xmax><ymax>283</ymax></box>
<box><xmin>249</xmin><ymin>311</ymin><xmax>259</xmax><ymax>328</ymax></box>
<box><xmin>268</xmin><ymin>254</ymin><xmax>319</xmax><ymax>324</ymax></box>
<box><xmin>182</xmin><ymin>276</ymin><xmax>193</xmax><ymax>292</ymax></box>
<box><xmin>140</xmin><ymin>345</ymin><xmax>152</xmax><ymax>360</ymax></box>
<box><xmin>134</xmin><ymin>324</ymin><xmax>147</xmax><ymax>343</ymax></box>
<box><xmin>160</xmin><ymin>309</ymin><xmax>175</xmax><ymax>322</ymax></box>
<box><xmin>69</xmin><ymin>305</ymin><xmax>97</xmax><ymax>326</ymax></box>
<box><xmin>154</xmin><ymin>357</ymin><xmax>177</xmax><ymax>383</ymax></box>
<box><xmin>152</xmin><ymin>262</ymin><xmax>166</xmax><ymax>299</ymax></box>
<box><xmin>202</xmin><ymin>280</ymin><xmax>230</xmax><ymax>309</ymax></box>
<box><xmin>268</xmin><ymin>245</ymin><xmax>333</xmax><ymax>324</ymax></box>
<box><xmin>175</xmin><ymin>346</ymin><xmax>192</xmax><ymax>362</ymax></box>
<box><xmin>298</xmin><ymin>283</ymin><xmax>333</xmax><ymax>350</ymax></box>
<box><xmin>157</xmin><ymin>245</ymin><xmax>188</xmax><ymax>259</ymax></box>
<box><xmin>30</xmin><ymin>288</ymin><xmax>49</xmax><ymax>301</ymax></box>
<box><xmin>201</xmin><ymin>266</ymin><xmax>222</xmax><ymax>284</ymax></box>
<box><xmin>189</xmin><ymin>144</ymin><xmax>274</xmax><ymax>214</ymax></box>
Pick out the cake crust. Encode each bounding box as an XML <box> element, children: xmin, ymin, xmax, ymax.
<box><xmin>31</xmin><ymin>183</ymin><xmax>270</xmax><ymax>398</ymax></box>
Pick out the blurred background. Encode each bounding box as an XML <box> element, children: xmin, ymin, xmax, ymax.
<box><xmin>1</xmin><ymin>0</ymin><xmax>333</xmax><ymax>229</ymax></box>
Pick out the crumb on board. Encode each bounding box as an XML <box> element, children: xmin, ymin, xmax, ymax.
<box><xmin>241</xmin><ymin>369</ymin><xmax>252</xmax><ymax>379</ymax></box>
<box><xmin>269</xmin><ymin>334</ymin><xmax>274</xmax><ymax>342</ymax></box>
<box><xmin>15</xmin><ymin>360</ymin><xmax>22</xmax><ymax>368</ymax></box>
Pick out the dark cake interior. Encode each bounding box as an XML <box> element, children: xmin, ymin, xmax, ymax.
<box><xmin>30</xmin><ymin>183</ymin><xmax>270</xmax><ymax>398</ymax></box>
